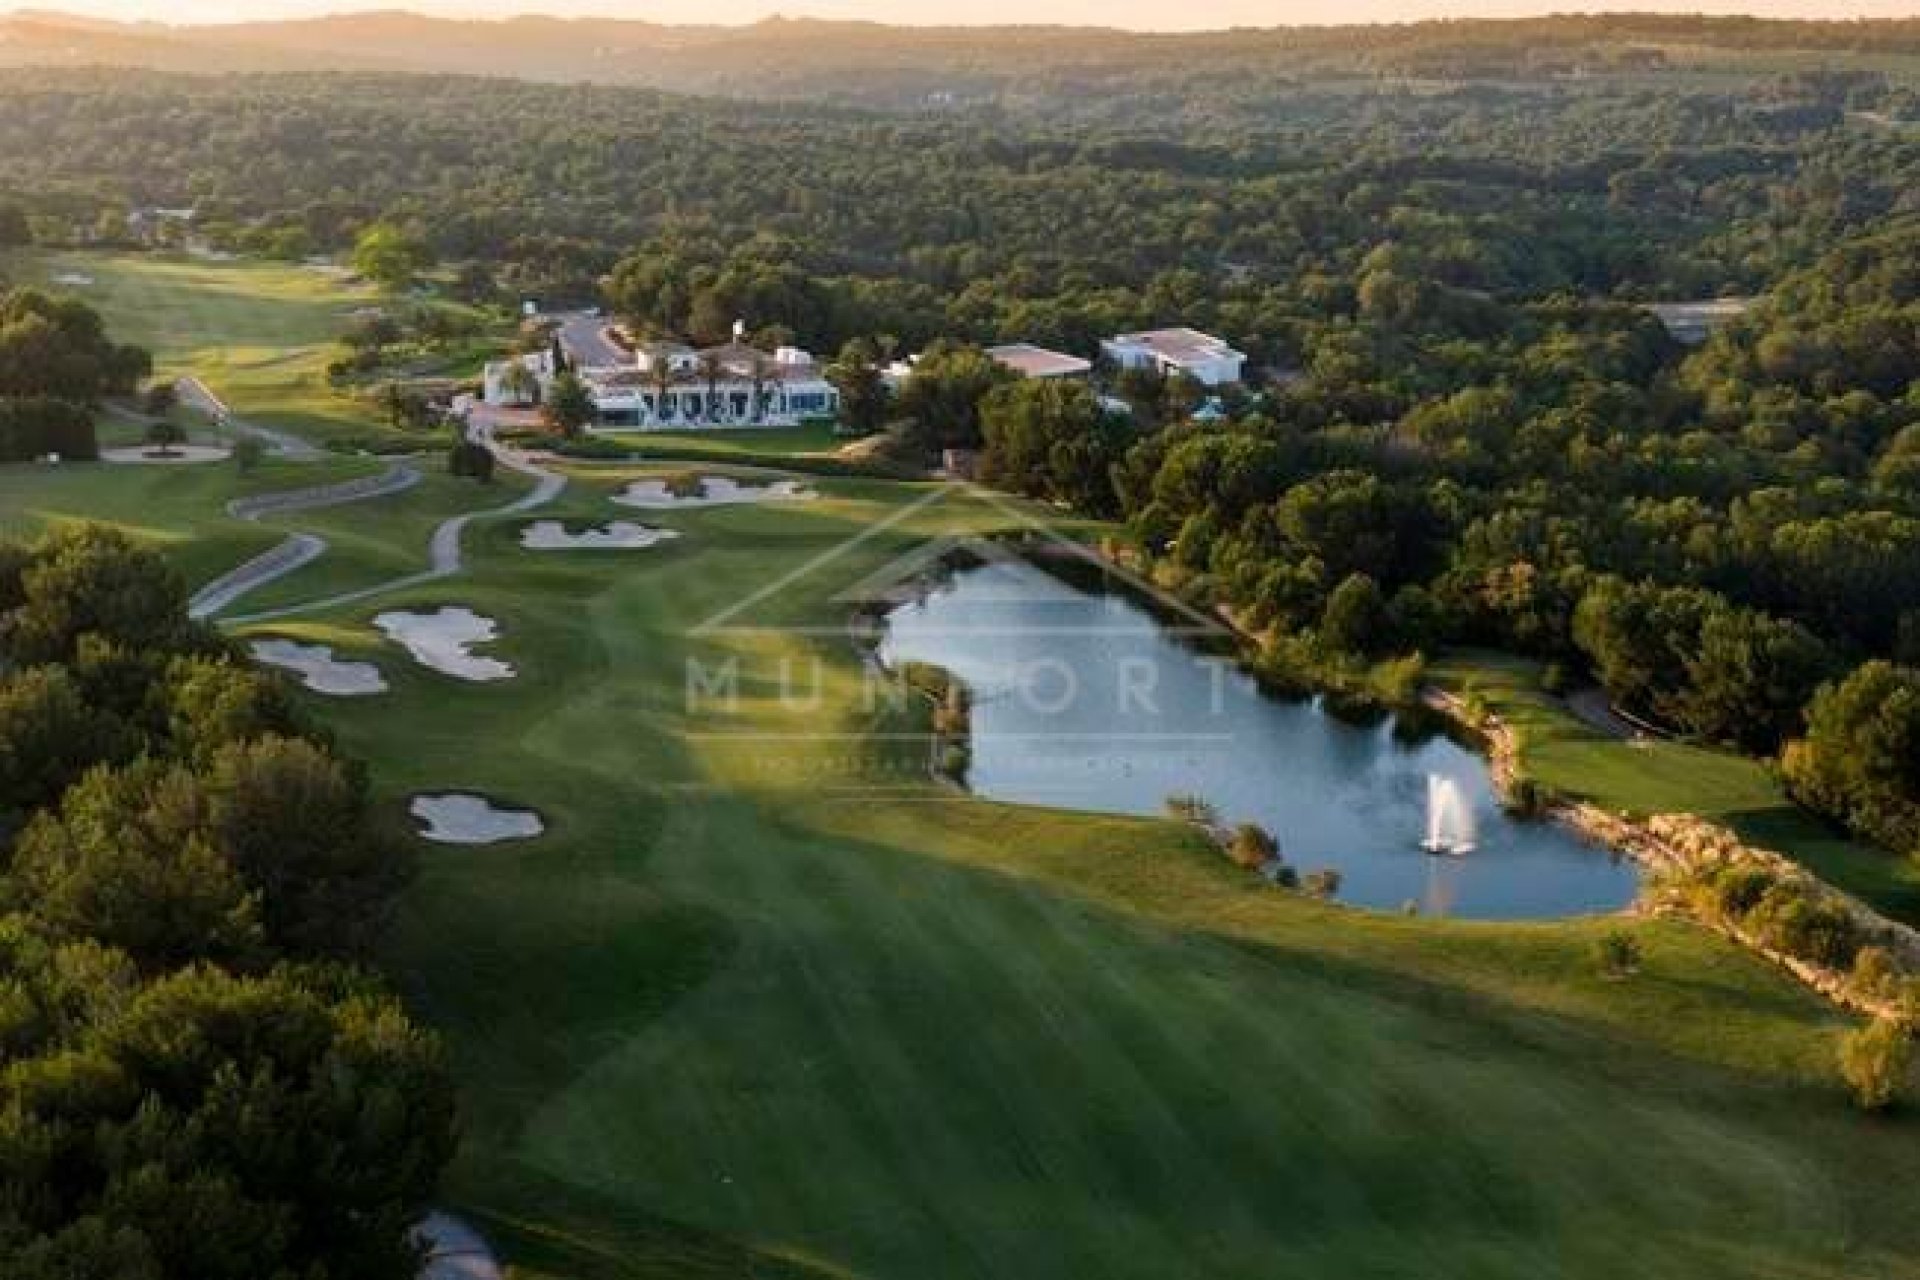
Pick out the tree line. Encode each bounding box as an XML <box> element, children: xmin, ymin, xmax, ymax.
<box><xmin>0</xmin><ymin>285</ymin><xmax>147</xmax><ymax>461</ymax></box>
<box><xmin>958</xmin><ymin>220</ymin><xmax>1919</xmax><ymax>864</ymax></box>
<box><xmin>0</xmin><ymin>526</ymin><xmax>453</xmax><ymax>1279</ymax></box>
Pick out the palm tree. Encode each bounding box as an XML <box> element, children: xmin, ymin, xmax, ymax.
<box><xmin>697</xmin><ymin>350</ymin><xmax>726</xmax><ymax>423</ymax></box>
<box><xmin>748</xmin><ymin>352</ymin><xmax>774</xmax><ymax>423</ymax></box>
<box><xmin>646</xmin><ymin>355</ymin><xmax>679</xmax><ymax>425</ymax></box>
<box><xmin>498</xmin><ymin>360</ymin><xmax>539</xmax><ymax>406</ymax></box>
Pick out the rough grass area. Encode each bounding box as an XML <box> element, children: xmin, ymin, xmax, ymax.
<box><xmin>1429</xmin><ymin>650</ymin><xmax>1920</xmax><ymax>925</ymax></box>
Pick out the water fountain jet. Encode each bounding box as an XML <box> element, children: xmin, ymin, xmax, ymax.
<box><xmin>1421</xmin><ymin>774</ymin><xmax>1476</xmax><ymax>856</ymax></box>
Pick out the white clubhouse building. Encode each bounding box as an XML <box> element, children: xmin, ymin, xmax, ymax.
<box><xmin>1099</xmin><ymin>327</ymin><xmax>1246</xmax><ymax>386</ymax></box>
<box><xmin>484</xmin><ymin>317</ymin><xmax>839</xmax><ymax>429</ymax></box>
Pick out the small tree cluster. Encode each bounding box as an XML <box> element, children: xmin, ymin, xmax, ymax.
<box><xmin>1838</xmin><ymin>1018</ymin><xmax>1913</xmax><ymax>1111</ymax></box>
<box><xmin>448</xmin><ymin>439</ymin><xmax>495</xmax><ymax>483</ymax></box>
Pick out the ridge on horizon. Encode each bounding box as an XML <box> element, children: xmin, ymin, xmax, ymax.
<box><xmin>7</xmin><ymin>4</ymin><xmax>1920</xmax><ymax>37</ymax></box>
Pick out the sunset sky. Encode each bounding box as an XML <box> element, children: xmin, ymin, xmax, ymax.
<box><xmin>16</xmin><ymin>0</ymin><xmax>1920</xmax><ymax>31</ymax></box>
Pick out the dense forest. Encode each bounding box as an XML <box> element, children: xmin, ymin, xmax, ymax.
<box><xmin>0</xmin><ymin>23</ymin><xmax>1915</xmax><ymax>858</ymax></box>
<box><xmin>0</xmin><ymin>305</ymin><xmax>449</xmax><ymax>1272</ymax></box>
<box><xmin>0</xmin><ymin>15</ymin><xmax>1916</xmax><ymax>1272</ymax></box>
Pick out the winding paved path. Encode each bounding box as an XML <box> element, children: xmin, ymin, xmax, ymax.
<box><xmin>211</xmin><ymin>415</ymin><xmax>564</xmax><ymax>626</ymax></box>
<box><xmin>176</xmin><ymin>376</ymin><xmax>327</xmax><ymax>461</ymax></box>
<box><xmin>187</xmin><ymin>465</ymin><xmax>423</xmax><ymax>620</ymax></box>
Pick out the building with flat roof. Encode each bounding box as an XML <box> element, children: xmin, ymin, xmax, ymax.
<box><xmin>986</xmin><ymin>343</ymin><xmax>1093</xmax><ymax>380</ymax></box>
<box><xmin>1100</xmin><ymin>327</ymin><xmax>1246</xmax><ymax>387</ymax></box>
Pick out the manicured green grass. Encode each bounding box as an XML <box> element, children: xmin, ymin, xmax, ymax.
<box><xmin>14</xmin><ymin>258</ymin><xmax>1920</xmax><ymax>1277</ymax></box>
<box><xmin>0</xmin><ymin>453</ymin><xmax>378</xmax><ymax>590</ymax></box>
<box><xmin>208</xmin><ymin>474</ymin><xmax>1920</xmax><ymax>1280</ymax></box>
<box><xmin>1430</xmin><ymin>651</ymin><xmax>1920</xmax><ymax>924</ymax></box>
<box><xmin>600</xmin><ymin>423</ymin><xmax>843</xmax><ymax>460</ymax></box>
<box><xmin>0</xmin><ymin>248</ymin><xmax>424</xmax><ymax>449</ymax></box>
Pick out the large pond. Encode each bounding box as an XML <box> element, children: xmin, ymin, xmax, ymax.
<box><xmin>877</xmin><ymin>560</ymin><xmax>1638</xmax><ymax>920</ymax></box>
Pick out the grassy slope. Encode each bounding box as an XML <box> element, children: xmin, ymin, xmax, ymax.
<box><xmin>0</xmin><ymin>451</ymin><xmax>376</xmax><ymax>589</ymax></box>
<box><xmin>1430</xmin><ymin>652</ymin><xmax>1920</xmax><ymax>925</ymax></box>
<box><xmin>1</xmin><ymin>247</ymin><xmax>421</xmax><ymax>448</ymax></box>
<box><xmin>226</xmin><ymin>472</ymin><xmax>1920</xmax><ymax>1280</ymax></box>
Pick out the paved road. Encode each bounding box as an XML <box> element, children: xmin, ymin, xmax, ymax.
<box><xmin>176</xmin><ymin>376</ymin><xmax>327</xmax><ymax>461</ymax></box>
<box><xmin>554</xmin><ymin>312</ymin><xmax>631</xmax><ymax>371</ymax></box>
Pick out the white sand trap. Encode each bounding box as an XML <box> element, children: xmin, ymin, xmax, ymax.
<box><xmin>521</xmin><ymin>519</ymin><xmax>680</xmax><ymax>551</ymax></box>
<box><xmin>250</xmin><ymin>639</ymin><xmax>388</xmax><ymax>696</ymax></box>
<box><xmin>52</xmin><ymin>271</ymin><xmax>94</xmax><ymax>287</ymax></box>
<box><xmin>374</xmin><ymin>607</ymin><xmax>515</xmax><ymax>682</ymax></box>
<box><xmin>410</xmin><ymin>794</ymin><xmax>543</xmax><ymax>845</ymax></box>
<box><xmin>611</xmin><ymin>476</ymin><xmax>816</xmax><ymax>509</ymax></box>
<box><xmin>101</xmin><ymin>444</ymin><xmax>231</xmax><ymax>465</ymax></box>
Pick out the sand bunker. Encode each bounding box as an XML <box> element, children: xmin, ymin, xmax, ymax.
<box><xmin>410</xmin><ymin>794</ymin><xmax>544</xmax><ymax>845</ymax></box>
<box><xmin>373</xmin><ymin>607</ymin><xmax>515</xmax><ymax>682</ymax></box>
<box><xmin>250</xmin><ymin>639</ymin><xmax>388</xmax><ymax>696</ymax></box>
<box><xmin>101</xmin><ymin>444</ymin><xmax>232</xmax><ymax>465</ymax></box>
<box><xmin>520</xmin><ymin>519</ymin><xmax>680</xmax><ymax>551</ymax></box>
<box><xmin>52</xmin><ymin>271</ymin><xmax>95</xmax><ymax>287</ymax></box>
<box><xmin>611</xmin><ymin>476</ymin><xmax>815</xmax><ymax>509</ymax></box>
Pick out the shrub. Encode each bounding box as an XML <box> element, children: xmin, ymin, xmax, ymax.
<box><xmin>1838</xmin><ymin>1018</ymin><xmax>1912</xmax><ymax>1111</ymax></box>
<box><xmin>937</xmin><ymin>742</ymin><xmax>970</xmax><ymax>781</ymax></box>
<box><xmin>1706</xmin><ymin>864</ymin><xmax>1778</xmax><ymax>921</ymax></box>
<box><xmin>0</xmin><ymin>396</ymin><xmax>98</xmax><ymax>462</ymax></box>
<box><xmin>1301</xmin><ymin>868</ymin><xmax>1343</xmax><ymax>899</ymax></box>
<box><xmin>1852</xmin><ymin>945</ymin><xmax>1900</xmax><ymax>1002</ymax></box>
<box><xmin>1227</xmin><ymin>822</ymin><xmax>1279</xmax><ymax>870</ymax></box>
<box><xmin>1370</xmin><ymin>653</ymin><xmax>1427</xmax><ymax>707</ymax></box>
<box><xmin>931</xmin><ymin>682</ymin><xmax>971</xmax><ymax>738</ymax></box>
<box><xmin>141</xmin><ymin>382</ymin><xmax>178</xmax><ymax>416</ymax></box>
<box><xmin>1164</xmin><ymin>794</ymin><xmax>1218</xmax><ymax>826</ymax></box>
<box><xmin>143</xmin><ymin>417</ymin><xmax>185</xmax><ymax>452</ymax></box>
<box><xmin>1595</xmin><ymin>928</ymin><xmax>1642</xmax><ymax>979</ymax></box>
<box><xmin>232</xmin><ymin>437</ymin><xmax>265</xmax><ymax>476</ymax></box>
<box><xmin>447</xmin><ymin>440</ymin><xmax>494</xmax><ymax>483</ymax></box>
<box><xmin>1750</xmin><ymin>882</ymin><xmax>1861</xmax><ymax>970</ymax></box>
<box><xmin>1505</xmin><ymin>774</ymin><xmax>1545</xmax><ymax>816</ymax></box>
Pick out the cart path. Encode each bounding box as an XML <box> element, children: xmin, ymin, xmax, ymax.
<box><xmin>215</xmin><ymin>416</ymin><xmax>564</xmax><ymax>626</ymax></box>
<box><xmin>186</xmin><ymin>464</ymin><xmax>423</xmax><ymax>620</ymax></box>
<box><xmin>175</xmin><ymin>375</ymin><xmax>328</xmax><ymax>461</ymax></box>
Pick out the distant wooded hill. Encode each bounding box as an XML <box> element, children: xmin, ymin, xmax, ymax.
<box><xmin>3</xmin><ymin>9</ymin><xmax>1920</xmax><ymax>112</ymax></box>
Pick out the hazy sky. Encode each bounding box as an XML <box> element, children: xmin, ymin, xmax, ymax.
<box><xmin>18</xmin><ymin>0</ymin><xmax>1920</xmax><ymax>31</ymax></box>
